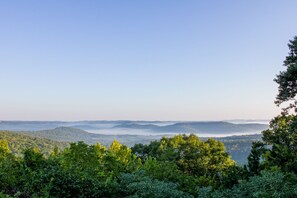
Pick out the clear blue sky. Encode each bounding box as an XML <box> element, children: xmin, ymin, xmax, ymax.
<box><xmin>0</xmin><ymin>1</ymin><xmax>296</xmax><ymax>121</ymax></box>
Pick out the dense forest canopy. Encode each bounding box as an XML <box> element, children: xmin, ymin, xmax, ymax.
<box><xmin>0</xmin><ymin>37</ymin><xmax>297</xmax><ymax>197</ymax></box>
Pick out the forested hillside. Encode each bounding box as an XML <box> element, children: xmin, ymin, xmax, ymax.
<box><xmin>0</xmin><ymin>130</ymin><xmax>68</xmax><ymax>156</ymax></box>
<box><xmin>16</xmin><ymin>127</ymin><xmax>161</xmax><ymax>146</ymax></box>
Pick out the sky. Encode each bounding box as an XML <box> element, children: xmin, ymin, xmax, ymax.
<box><xmin>0</xmin><ymin>1</ymin><xmax>296</xmax><ymax>121</ymax></box>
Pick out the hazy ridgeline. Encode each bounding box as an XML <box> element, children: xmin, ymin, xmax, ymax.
<box><xmin>0</xmin><ymin>120</ymin><xmax>267</xmax><ymax>164</ymax></box>
<box><xmin>0</xmin><ymin>120</ymin><xmax>268</xmax><ymax>136</ymax></box>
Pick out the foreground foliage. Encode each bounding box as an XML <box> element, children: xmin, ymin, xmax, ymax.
<box><xmin>0</xmin><ymin>126</ymin><xmax>297</xmax><ymax>197</ymax></box>
<box><xmin>0</xmin><ymin>134</ymin><xmax>238</xmax><ymax>197</ymax></box>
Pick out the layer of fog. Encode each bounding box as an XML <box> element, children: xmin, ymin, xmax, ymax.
<box><xmin>86</xmin><ymin>128</ymin><xmax>262</xmax><ymax>138</ymax></box>
<box><xmin>225</xmin><ymin>120</ymin><xmax>270</xmax><ymax>125</ymax></box>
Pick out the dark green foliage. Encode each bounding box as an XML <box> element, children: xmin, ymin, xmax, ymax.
<box><xmin>262</xmin><ymin>115</ymin><xmax>297</xmax><ymax>173</ymax></box>
<box><xmin>118</xmin><ymin>171</ymin><xmax>193</xmax><ymax>198</ymax></box>
<box><xmin>218</xmin><ymin>165</ymin><xmax>248</xmax><ymax>189</ymax></box>
<box><xmin>198</xmin><ymin>171</ymin><xmax>297</xmax><ymax>198</ymax></box>
<box><xmin>247</xmin><ymin>141</ymin><xmax>266</xmax><ymax>176</ymax></box>
<box><xmin>274</xmin><ymin>36</ymin><xmax>297</xmax><ymax>113</ymax></box>
<box><xmin>247</xmin><ymin>115</ymin><xmax>297</xmax><ymax>174</ymax></box>
<box><xmin>0</xmin><ymin>149</ymin><xmax>21</xmax><ymax>195</ymax></box>
<box><xmin>141</xmin><ymin>158</ymin><xmax>200</xmax><ymax>194</ymax></box>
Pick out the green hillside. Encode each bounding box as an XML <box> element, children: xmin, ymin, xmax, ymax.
<box><xmin>18</xmin><ymin>127</ymin><xmax>161</xmax><ymax>146</ymax></box>
<box><xmin>0</xmin><ymin>130</ymin><xmax>68</xmax><ymax>156</ymax></box>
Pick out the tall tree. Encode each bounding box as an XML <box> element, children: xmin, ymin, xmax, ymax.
<box><xmin>261</xmin><ymin>115</ymin><xmax>297</xmax><ymax>173</ymax></box>
<box><xmin>247</xmin><ymin>141</ymin><xmax>266</xmax><ymax>176</ymax></box>
<box><xmin>249</xmin><ymin>37</ymin><xmax>297</xmax><ymax>175</ymax></box>
<box><xmin>274</xmin><ymin>36</ymin><xmax>297</xmax><ymax>113</ymax></box>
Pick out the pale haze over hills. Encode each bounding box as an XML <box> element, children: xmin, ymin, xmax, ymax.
<box><xmin>0</xmin><ymin>120</ymin><xmax>268</xmax><ymax>137</ymax></box>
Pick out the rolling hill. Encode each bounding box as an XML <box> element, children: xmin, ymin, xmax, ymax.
<box><xmin>17</xmin><ymin>127</ymin><xmax>162</xmax><ymax>147</ymax></box>
<box><xmin>0</xmin><ymin>130</ymin><xmax>68</xmax><ymax>156</ymax></box>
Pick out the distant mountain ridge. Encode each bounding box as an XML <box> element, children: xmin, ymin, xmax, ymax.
<box><xmin>0</xmin><ymin>120</ymin><xmax>269</xmax><ymax>164</ymax></box>
<box><xmin>0</xmin><ymin>120</ymin><xmax>268</xmax><ymax>134</ymax></box>
<box><xmin>113</xmin><ymin>121</ymin><xmax>268</xmax><ymax>134</ymax></box>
